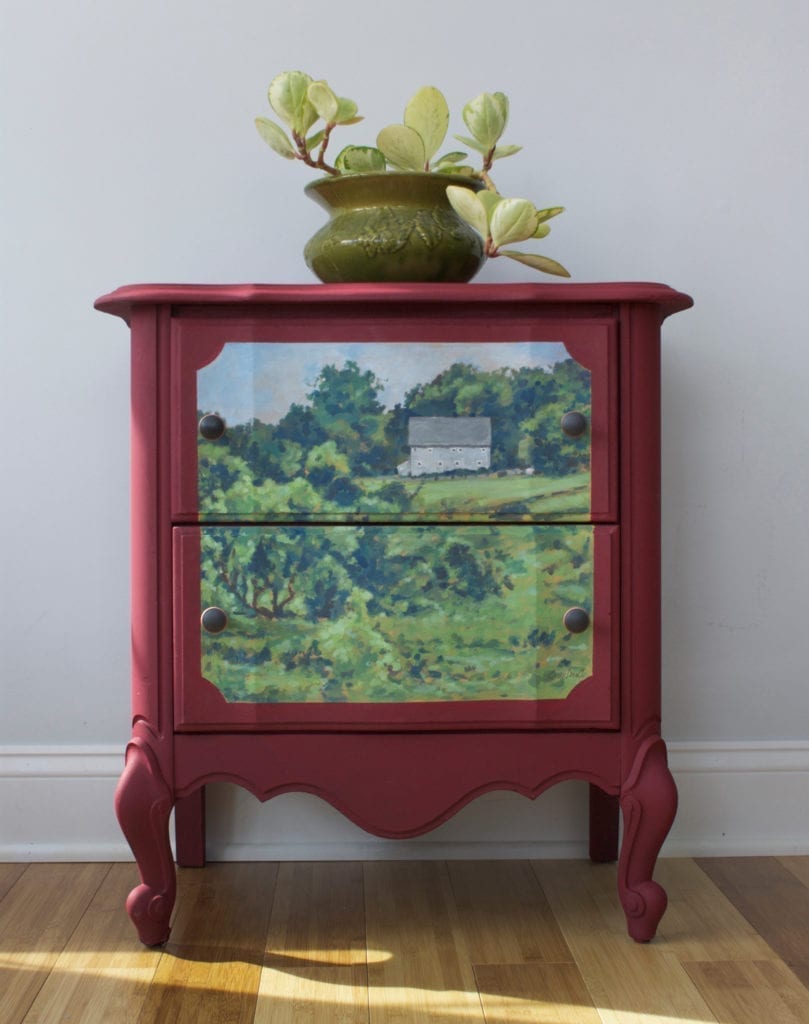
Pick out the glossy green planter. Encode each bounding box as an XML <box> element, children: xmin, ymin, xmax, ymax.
<box><xmin>303</xmin><ymin>172</ymin><xmax>486</xmax><ymax>283</ymax></box>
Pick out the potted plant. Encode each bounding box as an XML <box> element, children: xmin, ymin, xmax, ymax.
<box><xmin>256</xmin><ymin>71</ymin><xmax>570</xmax><ymax>284</ymax></box>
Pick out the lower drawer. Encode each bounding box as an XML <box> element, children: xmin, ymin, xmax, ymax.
<box><xmin>173</xmin><ymin>524</ymin><xmax>619</xmax><ymax>731</ymax></box>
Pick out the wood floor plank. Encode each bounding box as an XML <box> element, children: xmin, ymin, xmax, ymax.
<box><xmin>256</xmin><ymin>965</ymin><xmax>368</xmax><ymax>1024</ymax></box>
<box><xmin>364</xmin><ymin>862</ymin><xmax>485</xmax><ymax>1024</ymax></box>
<box><xmin>474</xmin><ymin>963</ymin><xmax>602</xmax><ymax>1023</ymax></box>
<box><xmin>21</xmin><ymin>863</ymin><xmax>163</xmax><ymax>1024</ymax></box>
<box><xmin>779</xmin><ymin>855</ymin><xmax>809</xmax><ymax>890</ymax></box>
<box><xmin>532</xmin><ymin>860</ymin><xmax>718</xmax><ymax>1024</ymax></box>
<box><xmin>0</xmin><ymin>864</ymin><xmax>28</xmax><ymax>903</ymax></box>
<box><xmin>634</xmin><ymin>859</ymin><xmax>778</xmax><ymax>962</ymax></box>
<box><xmin>696</xmin><ymin>857</ymin><xmax>809</xmax><ymax>981</ymax></box>
<box><xmin>684</xmin><ymin>959</ymin><xmax>809</xmax><ymax>1024</ymax></box>
<box><xmin>776</xmin><ymin>856</ymin><xmax>809</xmax><ymax>988</ymax></box>
<box><xmin>0</xmin><ymin>863</ymin><xmax>109</xmax><ymax>1024</ymax></box>
<box><xmin>256</xmin><ymin>862</ymin><xmax>368</xmax><ymax>1024</ymax></box>
<box><xmin>264</xmin><ymin>862</ymin><xmax>366</xmax><ymax>968</ymax></box>
<box><xmin>448</xmin><ymin>860</ymin><xmax>573</xmax><ymax>966</ymax></box>
<box><xmin>137</xmin><ymin>862</ymin><xmax>278</xmax><ymax>1024</ymax></box>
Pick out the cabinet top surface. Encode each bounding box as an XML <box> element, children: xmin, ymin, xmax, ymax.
<box><xmin>94</xmin><ymin>281</ymin><xmax>693</xmax><ymax>323</ymax></box>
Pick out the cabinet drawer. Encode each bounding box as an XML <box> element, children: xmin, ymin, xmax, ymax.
<box><xmin>171</xmin><ymin>321</ymin><xmax>617</xmax><ymax>522</ymax></box>
<box><xmin>173</xmin><ymin>524</ymin><xmax>619</xmax><ymax>730</ymax></box>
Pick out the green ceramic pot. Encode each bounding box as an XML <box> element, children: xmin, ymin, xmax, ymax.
<box><xmin>303</xmin><ymin>172</ymin><xmax>487</xmax><ymax>283</ymax></box>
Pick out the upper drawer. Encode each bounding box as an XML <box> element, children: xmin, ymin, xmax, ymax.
<box><xmin>171</xmin><ymin>317</ymin><xmax>617</xmax><ymax>522</ymax></box>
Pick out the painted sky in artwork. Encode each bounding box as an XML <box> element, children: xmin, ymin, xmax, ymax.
<box><xmin>198</xmin><ymin>341</ymin><xmax>570</xmax><ymax>425</ymax></box>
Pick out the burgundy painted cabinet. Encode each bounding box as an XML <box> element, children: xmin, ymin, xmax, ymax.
<box><xmin>95</xmin><ymin>282</ymin><xmax>692</xmax><ymax>945</ymax></box>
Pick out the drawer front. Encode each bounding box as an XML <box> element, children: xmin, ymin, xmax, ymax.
<box><xmin>174</xmin><ymin>524</ymin><xmax>619</xmax><ymax>730</ymax></box>
<box><xmin>172</xmin><ymin>320</ymin><xmax>616</xmax><ymax>522</ymax></box>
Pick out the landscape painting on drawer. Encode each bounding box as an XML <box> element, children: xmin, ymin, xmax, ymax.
<box><xmin>200</xmin><ymin>525</ymin><xmax>594</xmax><ymax>704</ymax></box>
<box><xmin>196</xmin><ymin>341</ymin><xmax>591</xmax><ymax>521</ymax></box>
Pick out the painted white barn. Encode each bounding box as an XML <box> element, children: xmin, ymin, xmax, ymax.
<box><xmin>397</xmin><ymin>417</ymin><xmax>492</xmax><ymax>477</ymax></box>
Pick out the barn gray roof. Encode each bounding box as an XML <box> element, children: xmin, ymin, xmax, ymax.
<box><xmin>408</xmin><ymin>416</ymin><xmax>492</xmax><ymax>446</ymax></box>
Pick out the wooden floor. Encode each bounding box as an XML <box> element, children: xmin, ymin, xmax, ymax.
<box><xmin>2</xmin><ymin>857</ymin><xmax>809</xmax><ymax>1023</ymax></box>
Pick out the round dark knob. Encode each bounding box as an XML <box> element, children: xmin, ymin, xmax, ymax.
<box><xmin>560</xmin><ymin>411</ymin><xmax>587</xmax><ymax>438</ymax></box>
<box><xmin>199</xmin><ymin>413</ymin><xmax>226</xmax><ymax>440</ymax></box>
<box><xmin>201</xmin><ymin>606</ymin><xmax>228</xmax><ymax>634</ymax></box>
<box><xmin>563</xmin><ymin>607</ymin><xmax>590</xmax><ymax>634</ymax></box>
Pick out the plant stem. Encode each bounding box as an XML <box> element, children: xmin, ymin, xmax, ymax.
<box><xmin>478</xmin><ymin>145</ymin><xmax>499</xmax><ymax>191</ymax></box>
<box><xmin>317</xmin><ymin>123</ymin><xmax>337</xmax><ymax>173</ymax></box>
<box><xmin>292</xmin><ymin>129</ymin><xmax>339</xmax><ymax>176</ymax></box>
<box><xmin>480</xmin><ymin>170</ymin><xmax>497</xmax><ymax>191</ymax></box>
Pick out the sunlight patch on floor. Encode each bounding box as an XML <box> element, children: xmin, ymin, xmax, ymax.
<box><xmin>267</xmin><ymin>946</ymin><xmax>392</xmax><ymax>965</ymax></box>
<box><xmin>0</xmin><ymin>949</ymin><xmax>157</xmax><ymax>980</ymax></box>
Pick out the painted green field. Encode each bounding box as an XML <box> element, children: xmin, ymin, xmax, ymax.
<box><xmin>200</xmin><ymin>525</ymin><xmax>593</xmax><ymax>704</ymax></box>
<box><xmin>385</xmin><ymin>470</ymin><xmax>590</xmax><ymax>519</ymax></box>
<box><xmin>198</xmin><ymin>468</ymin><xmax>591</xmax><ymax>521</ymax></box>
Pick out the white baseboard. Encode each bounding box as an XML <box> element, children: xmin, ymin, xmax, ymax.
<box><xmin>664</xmin><ymin>741</ymin><xmax>809</xmax><ymax>856</ymax></box>
<box><xmin>1</xmin><ymin>741</ymin><xmax>807</xmax><ymax>862</ymax></box>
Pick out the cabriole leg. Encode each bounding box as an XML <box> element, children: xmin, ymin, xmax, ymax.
<box><xmin>618</xmin><ymin>736</ymin><xmax>678</xmax><ymax>942</ymax></box>
<box><xmin>114</xmin><ymin>738</ymin><xmax>176</xmax><ymax>946</ymax></box>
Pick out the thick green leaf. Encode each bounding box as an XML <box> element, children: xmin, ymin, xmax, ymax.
<box><xmin>335</xmin><ymin>97</ymin><xmax>359</xmax><ymax>124</ymax></box>
<box><xmin>435</xmin><ymin>165</ymin><xmax>476</xmax><ymax>176</ymax></box>
<box><xmin>491</xmin><ymin>143</ymin><xmax>522</xmax><ymax>161</ymax></box>
<box><xmin>453</xmin><ymin>134</ymin><xmax>489</xmax><ymax>155</ymax></box>
<box><xmin>490</xmin><ymin>198</ymin><xmax>540</xmax><ymax>247</ymax></box>
<box><xmin>446</xmin><ymin>185</ymin><xmax>489</xmax><ymax>237</ymax></box>
<box><xmin>477</xmin><ymin>190</ymin><xmax>505</xmax><ymax>222</ymax></box>
<box><xmin>499</xmin><ymin>250</ymin><xmax>572</xmax><ymax>277</ymax></box>
<box><xmin>535</xmin><ymin>205</ymin><xmax>565</xmax><ymax>223</ymax></box>
<box><xmin>377</xmin><ymin>124</ymin><xmax>426</xmax><ymax>171</ymax></box>
<box><xmin>462</xmin><ymin>92</ymin><xmax>507</xmax><ymax>149</ymax></box>
<box><xmin>434</xmin><ymin>151</ymin><xmax>468</xmax><ymax>166</ymax></box>
<box><xmin>306</xmin><ymin>129</ymin><xmax>325</xmax><ymax>152</ymax></box>
<box><xmin>335</xmin><ymin>145</ymin><xmax>387</xmax><ymax>174</ymax></box>
<box><xmin>404</xmin><ymin>86</ymin><xmax>449</xmax><ymax>164</ymax></box>
<box><xmin>492</xmin><ymin>91</ymin><xmax>509</xmax><ymax>124</ymax></box>
<box><xmin>533</xmin><ymin>222</ymin><xmax>552</xmax><ymax>238</ymax></box>
<box><xmin>307</xmin><ymin>80</ymin><xmax>339</xmax><ymax>123</ymax></box>
<box><xmin>254</xmin><ymin>117</ymin><xmax>296</xmax><ymax>158</ymax></box>
<box><xmin>269</xmin><ymin>71</ymin><xmax>318</xmax><ymax>135</ymax></box>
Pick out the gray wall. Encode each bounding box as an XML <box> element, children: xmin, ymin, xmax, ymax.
<box><xmin>2</xmin><ymin>0</ymin><xmax>807</xmax><ymax>856</ymax></box>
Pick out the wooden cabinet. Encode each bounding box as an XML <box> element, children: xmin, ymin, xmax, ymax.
<box><xmin>95</xmin><ymin>282</ymin><xmax>692</xmax><ymax>945</ymax></box>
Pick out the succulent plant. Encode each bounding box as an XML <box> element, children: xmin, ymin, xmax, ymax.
<box><xmin>255</xmin><ymin>72</ymin><xmax>570</xmax><ymax>277</ymax></box>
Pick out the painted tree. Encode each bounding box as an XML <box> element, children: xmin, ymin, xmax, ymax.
<box><xmin>202</xmin><ymin>527</ymin><xmax>360</xmax><ymax>621</ymax></box>
<box><xmin>305</xmin><ymin>360</ymin><xmax>391</xmax><ymax>475</ymax></box>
